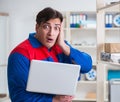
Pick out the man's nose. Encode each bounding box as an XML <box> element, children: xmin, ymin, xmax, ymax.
<box><xmin>48</xmin><ymin>27</ymin><xmax>54</xmax><ymax>36</ymax></box>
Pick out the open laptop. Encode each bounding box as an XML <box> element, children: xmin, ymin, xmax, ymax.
<box><xmin>26</xmin><ymin>60</ymin><xmax>80</xmax><ymax>95</ymax></box>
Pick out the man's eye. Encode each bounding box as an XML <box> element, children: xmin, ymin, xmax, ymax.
<box><xmin>54</xmin><ymin>26</ymin><xmax>60</xmax><ymax>30</ymax></box>
<box><xmin>43</xmin><ymin>25</ymin><xmax>50</xmax><ymax>29</ymax></box>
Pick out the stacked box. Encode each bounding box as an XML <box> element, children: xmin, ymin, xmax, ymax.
<box><xmin>105</xmin><ymin>43</ymin><xmax>120</xmax><ymax>53</ymax></box>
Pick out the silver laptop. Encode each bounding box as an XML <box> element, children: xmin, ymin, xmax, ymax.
<box><xmin>26</xmin><ymin>60</ymin><xmax>80</xmax><ymax>95</ymax></box>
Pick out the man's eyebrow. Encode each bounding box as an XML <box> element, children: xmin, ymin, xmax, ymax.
<box><xmin>43</xmin><ymin>22</ymin><xmax>50</xmax><ymax>25</ymax></box>
<box><xmin>55</xmin><ymin>24</ymin><xmax>61</xmax><ymax>26</ymax></box>
<box><xmin>44</xmin><ymin>22</ymin><xmax>61</xmax><ymax>26</ymax></box>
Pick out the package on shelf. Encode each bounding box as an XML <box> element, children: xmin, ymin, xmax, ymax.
<box><xmin>70</xmin><ymin>13</ymin><xmax>87</xmax><ymax>28</ymax></box>
<box><xmin>105</xmin><ymin>43</ymin><xmax>120</xmax><ymax>53</ymax></box>
<box><xmin>113</xmin><ymin>14</ymin><xmax>120</xmax><ymax>27</ymax></box>
<box><xmin>108</xmin><ymin>70</ymin><xmax>120</xmax><ymax>80</ymax></box>
<box><xmin>85</xmin><ymin>92</ymin><xmax>96</xmax><ymax>99</ymax></box>
<box><xmin>105</xmin><ymin>13</ymin><xmax>120</xmax><ymax>28</ymax></box>
<box><xmin>110</xmin><ymin>53</ymin><xmax>120</xmax><ymax>63</ymax></box>
<box><xmin>85</xmin><ymin>68</ymin><xmax>96</xmax><ymax>81</ymax></box>
<box><xmin>105</xmin><ymin>14</ymin><xmax>113</xmax><ymax>28</ymax></box>
<box><xmin>100</xmin><ymin>52</ymin><xmax>111</xmax><ymax>61</ymax></box>
<box><xmin>100</xmin><ymin>52</ymin><xmax>120</xmax><ymax>63</ymax></box>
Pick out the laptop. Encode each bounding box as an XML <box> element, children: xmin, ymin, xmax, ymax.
<box><xmin>26</xmin><ymin>60</ymin><xmax>80</xmax><ymax>95</ymax></box>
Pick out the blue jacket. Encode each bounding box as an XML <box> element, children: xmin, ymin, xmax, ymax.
<box><xmin>7</xmin><ymin>33</ymin><xmax>92</xmax><ymax>102</ymax></box>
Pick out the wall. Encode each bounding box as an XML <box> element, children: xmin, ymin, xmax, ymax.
<box><xmin>0</xmin><ymin>0</ymin><xmax>96</xmax><ymax>52</ymax></box>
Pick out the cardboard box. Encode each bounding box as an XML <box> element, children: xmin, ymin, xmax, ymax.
<box><xmin>105</xmin><ymin>43</ymin><xmax>120</xmax><ymax>53</ymax></box>
<box><xmin>86</xmin><ymin>92</ymin><xmax>96</xmax><ymax>99</ymax></box>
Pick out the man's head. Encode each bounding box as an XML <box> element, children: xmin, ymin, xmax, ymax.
<box><xmin>36</xmin><ymin>7</ymin><xmax>63</xmax><ymax>25</ymax></box>
<box><xmin>35</xmin><ymin>7</ymin><xmax>63</xmax><ymax>49</ymax></box>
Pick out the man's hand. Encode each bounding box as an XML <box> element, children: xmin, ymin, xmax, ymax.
<box><xmin>53</xmin><ymin>95</ymin><xmax>74</xmax><ymax>102</ymax></box>
<box><xmin>57</xmin><ymin>22</ymin><xmax>65</xmax><ymax>47</ymax></box>
<box><xmin>57</xmin><ymin>23</ymin><xmax>70</xmax><ymax>56</ymax></box>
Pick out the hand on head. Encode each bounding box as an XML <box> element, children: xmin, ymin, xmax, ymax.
<box><xmin>56</xmin><ymin>22</ymin><xmax>65</xmax><ymax>47</ymax></box>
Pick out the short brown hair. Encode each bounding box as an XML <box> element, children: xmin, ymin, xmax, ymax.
<box><xmin>36</xmin><ymin>7</ymin><xmax>63</xmax><ymax>25</ymax></box>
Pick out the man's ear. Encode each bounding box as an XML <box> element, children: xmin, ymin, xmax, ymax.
<box><xmin>35</xmin><ymin>24</ymin><xmax>39</xmax><ymax>32</ymax></box>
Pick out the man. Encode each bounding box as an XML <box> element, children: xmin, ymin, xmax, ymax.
<box><xmin>7</xmin><ymin>7</ymin><xmax>92</xmax><ymax>102</ymax></box>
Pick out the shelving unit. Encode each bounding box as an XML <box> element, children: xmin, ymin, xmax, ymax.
<box><xmin>62</xmin><ymin>11</ymin><xmax>97</xmax><ymax>101</ymax></box>
<box><xmin>63</xmin><ymin>11</ymin><xmax>97</xmax><ymax>65</ymax></box>
<box><xmin>0</xmin><ymin>13</ymin><xmax>9</xmax><ymax>99</ymax></box>
<box><xmin>73</xmin><ymin>81</ymin><xmax>96</xmax><ymax>102</ymax></box>
<box><xmin>96</xmin><ymin>1</ymin><xmax>120</xmax><ymax>102</ymax></box>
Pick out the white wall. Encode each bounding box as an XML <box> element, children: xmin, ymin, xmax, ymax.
<box><xmin>0</xmin><ymin>0</ymin><xmax>96</xmax><ymax>52</ymax></box>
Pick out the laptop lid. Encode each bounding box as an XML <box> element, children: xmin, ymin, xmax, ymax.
<box><xmin>26</xmin><ymin>60</ymin><xmax>80</xmax><ymax>95</ymax></box>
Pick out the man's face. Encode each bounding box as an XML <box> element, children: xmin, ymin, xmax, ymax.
<box><xmin>36</xmin><ymin>18</ymin><xmax>61</xmax><ymax>49</ymax></box>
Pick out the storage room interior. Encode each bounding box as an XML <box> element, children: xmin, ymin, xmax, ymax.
<box><xmin>0</xmin><ymin>0</ymin><xmax>120</xmax><ymax>102</ymax></box>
